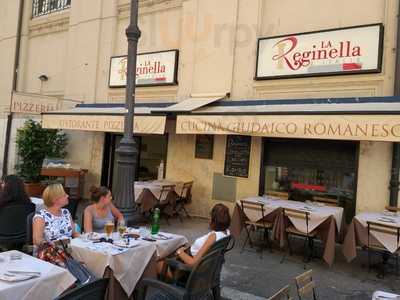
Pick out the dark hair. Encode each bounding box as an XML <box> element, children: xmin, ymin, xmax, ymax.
<box><xmin>210</xmin><ymin>203</ymin><xmax>231</xmax><ymax>231</ymax></box>
<box><xmin>0</xmin><ymin>175</ymin><xmax>30</xmax><ymax>208</ymax></box>
<box><xmin>90</xmin><ymin>186</ymin><xmax>110</xmax><ymax>203</ymax></box>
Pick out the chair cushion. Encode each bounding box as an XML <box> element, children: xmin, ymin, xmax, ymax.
<box><xmin>286</xmin><ymin>225</ymin><xmax>316</xmax><ymax>237</ymax></box>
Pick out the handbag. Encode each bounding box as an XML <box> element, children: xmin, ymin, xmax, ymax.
<box><xmin>37</xmin><ymin>240</ymin><xmax>97</xmax><ymax>285</ymax></box>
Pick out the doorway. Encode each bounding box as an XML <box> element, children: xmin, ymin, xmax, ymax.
<box><xmin>101</xmin><ymin>133</ymin><xmax>168</xmax><ymax>189</ymax></box>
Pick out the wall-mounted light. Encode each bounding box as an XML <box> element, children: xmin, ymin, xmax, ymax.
<box><xmin>38</xmin><ymin>74</ymin><xmax>49</xmax><ymax>81</ymax></box>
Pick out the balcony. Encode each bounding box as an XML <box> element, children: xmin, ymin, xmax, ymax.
<box><xmin>32</xmin><ymin>0</ymin><xmax>71</xmax><ymax>18</ymax></box>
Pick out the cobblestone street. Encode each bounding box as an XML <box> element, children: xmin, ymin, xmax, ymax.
<box><xmin>164</xmin><ymin>217</ymin><xmax>400</xmax><ymax>300</ymax></box>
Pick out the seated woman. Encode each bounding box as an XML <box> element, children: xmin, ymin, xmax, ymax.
<box><xmin>83</xmin><ymin>186</ymin><xmax>124</xmax><ymax>233</ymax></box>
<box><xmin>33</xmin><ymin>184</ymin><xmax>79</xmax><ymax>246</ymax></box>
<box><xmin>158</xmin><ymin>203</ymin><xmax>230</xmax><ymax>275</ymax></box>
<box><xmin>0</xmin><ymin>175</ymin><xmax>35</xmax><ymax>210</ymax></box>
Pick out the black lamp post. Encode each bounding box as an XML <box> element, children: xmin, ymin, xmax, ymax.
<box><xmin>113</xmin><ymin>0</ymin><xmax>141</xmax><ymax>224</ymax></box>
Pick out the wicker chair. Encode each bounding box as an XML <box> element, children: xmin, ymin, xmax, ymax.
<box><xmin>163</xmin><ymin>236</ymin><xmax>235</xmax><ymax>300</ymax></box>
<box><xmin>139</xmin><ymin>249</ymin><xmax>223</xmax><ymax>300</ymax></box>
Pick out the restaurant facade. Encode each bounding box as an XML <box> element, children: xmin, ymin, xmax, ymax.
<box><xmin>1</xmin><ymin>0</ymin><xmax>399</xmax><ymax>219</ymax></box>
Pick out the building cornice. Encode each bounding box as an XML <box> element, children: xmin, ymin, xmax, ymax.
<box><xmin>118</xmin><ymin>0</ymin><xmax>183</xmax><ymax>19</ymax></box>
<box><xmin>28</xmin><ymin>10</ymin><xmax>70</xmax><ymax>38</ymax></box>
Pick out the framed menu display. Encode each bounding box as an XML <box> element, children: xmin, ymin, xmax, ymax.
<box><xmin>224</xmin><ymin>135</ymin><xmax>251</xmax><ymax>178</ymax></box>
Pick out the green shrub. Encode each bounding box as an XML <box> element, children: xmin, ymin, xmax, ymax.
<box><xmin>16</xmin><ymin>119</ymin><xmax>68</xmax><ymax>182</ymax></box>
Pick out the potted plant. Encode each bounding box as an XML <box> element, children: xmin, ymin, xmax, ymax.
<box><xmin>15</xmin><ymin>119</ymin><xmax>68</xmax><ymax>196</ymax></box>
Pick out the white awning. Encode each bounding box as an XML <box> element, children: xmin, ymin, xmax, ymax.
<box><xmin>176</xmin><ymin>97</ymin><xmax>400</xmax><ymax>142</ymax></box>
<box><xmin>42</xmin><ymin>104</ymin><xmax>169</xmax><ymax>135</ymax></box>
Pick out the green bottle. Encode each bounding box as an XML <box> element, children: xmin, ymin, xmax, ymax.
<box><xmin>151</xmin><ymin>208</ymin><xmax>160</xmax><ymax>235</ymax></box>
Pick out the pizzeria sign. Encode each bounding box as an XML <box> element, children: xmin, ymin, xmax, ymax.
<box><xmin>109</xmin><ymin>49</ymin><xmax>179</xmax><ymax>87</ymax></box>
<box><xmin>256</xmin><ymin>23</ymin><xmax>383</xmax><ymax>79</ymax></box>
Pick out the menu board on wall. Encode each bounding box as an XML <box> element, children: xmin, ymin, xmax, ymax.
<box><xmin>224</xmin><ymin>135</ymin><xmax>251</xmax><ymax>178</ymax></box>
<box><xmin>195</xmin><ymin>135</ymin><xmax>214</xmax><ymax>159</ymax></box>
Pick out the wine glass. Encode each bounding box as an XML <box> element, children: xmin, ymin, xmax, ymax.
<box><xmin>118</xmin><ymin>220</ymin><xmax>126</xmax><ymax>238</ymax></box>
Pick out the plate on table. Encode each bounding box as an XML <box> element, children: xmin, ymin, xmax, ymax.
<box><xmin>377</xmin><ymin>217</ymin><xmax>396</xmax><ymax>223</ymax></box>
<box><xmin>382</xmin><ymin>211</ymin><xmax>398</xmax><ymax>217</ymax></box>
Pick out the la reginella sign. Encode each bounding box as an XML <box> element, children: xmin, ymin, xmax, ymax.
<box><xmin>256</xmin><ymin>24</ymin><xmax>383</xmax><ymax>79</ymax></box>
<box><xmin>109</xmin><ymin>49</ymin><xmax>178</xmax><ymax>87</ymax></box>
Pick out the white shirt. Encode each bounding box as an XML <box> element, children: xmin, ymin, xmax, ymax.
<box><xmin>190</xmin><ymin>230</ymin><xmax>230</xmax><ymax>256</ymax></box>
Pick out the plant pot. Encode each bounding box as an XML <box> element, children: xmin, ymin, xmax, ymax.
<box><xmin>24</xmin><ymin>183</ymin><xmax>46</xmax><ymax>197</ymax></box>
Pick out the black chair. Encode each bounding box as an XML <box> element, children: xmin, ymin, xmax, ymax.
<box><xmin>139</xmin><ymin>249</ymin><xmax>223</xmax><ymax>300</ymax></box>
<box><xmin>163</xmin><ymin>236</ymin><xmax>235</xmax><ymax>300</ymax></box>
<box><xmin>53</xmin><ymin>278</ymin><xmax>109</xmax><ymax>300</ymax></box>
<box><xmin>0</xmin><ymin>203</ymin><xmax>35</xmax><ymax>251</ymax></box>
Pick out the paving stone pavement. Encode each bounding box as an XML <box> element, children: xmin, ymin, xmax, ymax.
<box><xmin>74</xmin><ymin>203</ymin><xmax>400</xmax><ymax>299</ymax></box>
<box><xmin>161</xmin><ymin>217</ymin><xmax>400</xmax><ymax>300</ymax></box>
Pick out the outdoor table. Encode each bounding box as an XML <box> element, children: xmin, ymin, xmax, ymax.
<box><xmin>0</xmin><ymin>250</ymin><xmax>76</xmax><ymax>300</ymax></box>
<box><xmin>30</xmin><ymin>197</ymin><xmax>44</xmax><ymax>212</ymax></box>
<box><xmin>134</xmin><ymin>180</ymin><xmax>184</xmax><ymax>212</ymax></box>
<box><xmin>342</xmin><ymin>212</ymin><xmax>400</xmax><ymax>262</ymax></box>
<box><xmin>230</xmin><ymin>196</ymin><xmax>344</xmax><ymax>266</ymax></box>
<box><xmin>372</xmin><ymin>290</ymin><xmax>400</xmax><ymax>299</ymax></box>
<box><xmin>70</xmin><ymin>232</ymin><xmax>187</xmax><ymax>300</ymax></box>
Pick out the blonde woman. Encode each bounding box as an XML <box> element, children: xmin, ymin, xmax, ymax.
<box><xmin>33</xmin><ymin>184</ymin><xmax>79</xmax><ymax>246</ymax></box>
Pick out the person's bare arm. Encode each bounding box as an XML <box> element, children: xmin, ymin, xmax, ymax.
<box><xmin>110</xmin><ymin>203</ymin><xmax>124</xmax><ymax>221</ymax></box>
<box><xmin>84</xmin><ymin>207</ymin><xmax>93</xmax><ymax>233</ymax></box>
<box><xmin>32</xmin><ymin>217</ymin><xmax>46</xmax><ymax>246</ymax></box>
<box><xmin>176</xmin><ymin>233</ymin><xmax>216</xmax><ymax>267</ymax></box>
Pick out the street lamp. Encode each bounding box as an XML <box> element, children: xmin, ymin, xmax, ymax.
<box><xmin>113</xmin><ymin>0</ymin><xmax>141</xmax><ymax>224</ymax></box>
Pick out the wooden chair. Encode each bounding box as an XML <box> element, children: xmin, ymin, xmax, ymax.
<box><xmin>385</xmin><ymin>206</ymin><xmax>400</xmax><ymax>213</ymax></box>
<box><xmin>268</xmin><ymin>284</ymin><xmax>292</xmax><ymax>300</ymax></box>
<box><xmin>266</xmin><ymin>191</ymin><xmax>289</xmax><ymax>200</ymax></box>
<box><xmin>176</xmin><ymin>181</ymin><xmax>193</xmax><ymax>220</ymax></box>
<box><xmin>281</xmin><ymin>208</ymin><xmax>317</xmax><ymax>266</ymax></box>
<box><xmin>313</xmin><ymin>196</ymin><xmax>338</xmax><ymax>207</ymax></box>
<box><xmin>158</xmin><ymin>185</ymin><xmax>177</xmax><ymax>224</ymax></box>
<box><xmin>240</xmin><ymin>200</ymin><xmax>273</xmax><ymax>257</ymax></box>
<box><xmin>367</xmin><ymin>221</ymin><xmax>400</xmax><ymax>277</ymax></box>
<box><xmin>295</xmin><ymin>270</ymin><xmax>317</xmax><ymax>300</ymax></box>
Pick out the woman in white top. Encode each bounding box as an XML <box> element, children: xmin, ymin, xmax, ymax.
<box><xmin>159</xmin><ymin>204</ymin><xmax>230</xmax><ymax>274</ymax></box>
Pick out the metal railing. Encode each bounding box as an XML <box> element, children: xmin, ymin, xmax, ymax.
<box><xmin>32</xmin><ymin>0</ymin><xmax>71</xmax><ymax>18</ymax></box>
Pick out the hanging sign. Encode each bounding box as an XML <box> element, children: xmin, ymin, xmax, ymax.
<box><xmin>109</xmin><ymin>49</ymin><xmax>179</xmax><ymax>87</ymax></box>
<box><xmin>256</xmin><ymin>23</ymin><xmax>383</xmax><ymax>79</ymax></box>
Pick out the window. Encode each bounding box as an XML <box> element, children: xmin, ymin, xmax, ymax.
<box><xmin>261</xmin><ymin>138</ymin><xmax>358</xmax><ymax>223</ymax></box>
<box><xmin>32</xmin><ymin>0</ymin><xmax>71</xmax><ymax>18</ymax></box>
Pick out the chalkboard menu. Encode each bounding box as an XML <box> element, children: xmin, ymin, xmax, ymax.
<box><xmin>224</xmin><ymin>135</ymin><xmax>251</xmax><ymax>178</ymax></box>
<box><xmin>195</xmin><ymin>135</ymin><xmax>214</xmax><ymax>159</ymax></box>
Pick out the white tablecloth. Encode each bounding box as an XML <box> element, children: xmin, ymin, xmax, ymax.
<box><xmin>134</xmin><ymin>180</ymin><xmax>184</xmax><ymax>202</ymax></box>
<box><xmin>372</xmin><ymin>290</ymin><xmax>400</xmax><ymax>299</ymax></box>
<box><xmin>30</xmin><ymin>197</ymin><xmax>44</xmax><ymax>212</ymax></box>
<box><xmin>355</xmin><ymin>212</ymin><xmax>400</xmax><ymax>253</ymax></box>
<box><xmin>239</xmin><ymin>196</ymin><xmax>344</xmax><ymax>233</ymax></box>
<box><xmin>0</xmin><ymin>250</ymin><xmax>76</xmax><ymax>300</ymax></box>
<box><xmin>70</xmin><ymin>232</ymin><xmax>187</xmax><ymax>296</ymax></box>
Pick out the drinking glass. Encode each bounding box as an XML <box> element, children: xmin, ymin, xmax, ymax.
<box><xmin>104</xmin><ymin>221</ymin><xmax>115</xmax><ymax>239</ymax></box>
<box><xmin>118</xmin><ymin>220</ymin><xmax>126</xmax><ymax>238</ymax></box>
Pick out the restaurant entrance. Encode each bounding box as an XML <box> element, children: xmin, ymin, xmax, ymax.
<box><xmin>101</xmin><ymin>133</ymin><xmax>168</xmax><ymax>189</ymax></box>
<box><xmin>260</xmin><ymin>138</ymin><xmax>359</xmax><ymax>223</ymax></box>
